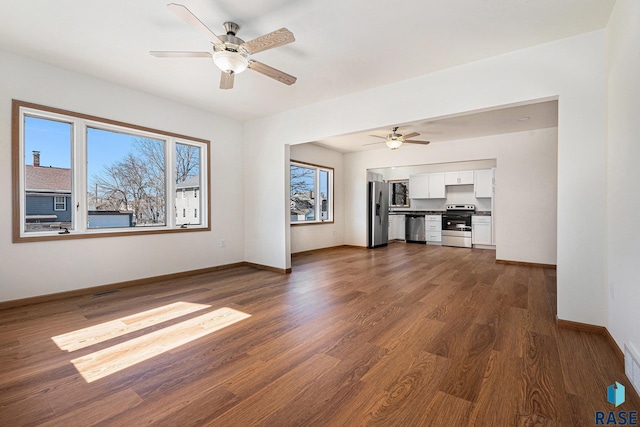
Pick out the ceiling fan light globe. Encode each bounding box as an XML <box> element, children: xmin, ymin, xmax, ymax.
<box><xmin>213</xmin><ymin>50</ymin><xmax>249</xmax><ymax>74</ymax></box>
<box><xmin>386</xmin><ymin>137</ymin><xmax>403</xmax><ymax>150</ymax></box>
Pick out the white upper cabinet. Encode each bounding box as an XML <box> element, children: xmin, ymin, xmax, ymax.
<box><xmin>474</xmin><ymin>169</ymin><xmax>494</xmax><ymax>198</ymax></box>
<box><xmin>410</xmin><ymin>169</ymin><xmax>494</xmax><ymax>198</ymax></box>
<box><xmin>409</xmin><ymin>173</ymin><xmax>446</xmax><ymax>199</ymax></box>
<box><xmin>445</xmin><ymin>171</ymin><xmax>474</xmax><ymax>185</ymax></box>
<box><xmin>428</xmin><ymin>173</ymin><xmax>446</xmax><ymax>198</ymax></box>
<box><xmin>409</xmin><ymin>174</ymin><xmax>429</xmax><ymax>198</ymax></box>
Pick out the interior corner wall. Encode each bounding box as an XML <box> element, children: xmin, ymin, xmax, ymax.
<box><xmin>289</xmin><ymin>143</ymin><xmax>345</xmax><ymax>254</ymax></box>
<box><xmin>606</xmin><ymin>0</ymin><xmax>640</xmax><ymax>354</ymax></box>
<box><xmin>242</xmin><ymin>131</ymin><xmax>290</xmax><ymax>269</ymax></box>
<box><xmin>0</xmin><ymin>50</ymin><xmax>245</xmax><ymax>303</ymax></box>
<box><xmin>244</xmin><ymin>29</ymin><xmax>608</xmax><ymax>326</ymax></box>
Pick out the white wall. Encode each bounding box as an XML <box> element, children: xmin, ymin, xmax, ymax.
<box><xmin>244</xmin><ymin>30</ymin><xmax>607</xmax><ymax>326</ymax></box>
<box><xmin>0</xmin><ymin>51</ymin><xmax>245</xmax><ymax>302</ymax></box>
<box><xmin>289</xmin><ymin>143</ymin><xmax>345</xmax><ymax>253</ymax></box>
<box><xmin>606</xmin><ymin>0</ymin><xmax>640</xmax><ymax>355</ymax></box>
<box><xmin>345</xmin><ymin>129</ymin><xmax>557</xmax><ymax>264</ymax></box>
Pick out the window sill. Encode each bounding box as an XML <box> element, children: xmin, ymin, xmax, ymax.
<box><xmin>13</xmin><ymin>225</ymin><xmax>210</xmax><ymax>243</ymax></box>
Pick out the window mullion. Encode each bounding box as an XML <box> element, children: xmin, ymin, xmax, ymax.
<box><xmin>315</xmin><ymin>167</ymin><xmax>320</xmax><ymax>221</ymax></box>
<box><xmin>18</xmin><ymin>108</ymin><xmax>27</xmax><ymax>236</ymax></box>
<box><xmin>327</xmin><ymin>168</ymin><xmax>333</xmax><ymax>221</ymax></box>
<box><xmin>166</xmin><ymin>139</ymin><xmax>176</xmax><ymax>229</ymax></box>
<box><xmin>197</xmin><ymin>145</ymin><xmax>205</xmax><ymax>228</ymax></box>
<box><xmin>74</xmin><ymin>119</ymin><xmax>87</xmax><ymax>233</ymax></box>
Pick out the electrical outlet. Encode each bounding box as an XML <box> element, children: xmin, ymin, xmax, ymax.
<box><xmin>220</xmin><ymin>239</ymin><xmax>225</xmax><ymax>248</ymax></box>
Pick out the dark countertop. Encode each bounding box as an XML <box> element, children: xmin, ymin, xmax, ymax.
<box><xmin>389</xmin><ymin>210</ymin><xmax>445</xmax><ymax>215</ymax></box>
<box><xmin>390</xmin><ymin>210</ymin><xmax>492</xmax><ymax>216</ymax></box>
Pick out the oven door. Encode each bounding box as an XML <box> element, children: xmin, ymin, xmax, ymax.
<box><xmin>442</xmin><ymin>214</ymin><xmax>472</xmax><ymax>248</ymax></box>
<box><xmin>442</xmin><ymin>214</ymin><xmax>472</xmax><ymax>231</ymax></box>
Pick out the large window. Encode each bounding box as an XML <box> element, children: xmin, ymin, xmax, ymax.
<box><xmin>290</xmin><ymin>160</ymin><xmax>333</xmax><ymax>224</ymax></box>
<box><xmin>12</xmin><ymin>100</ymin><xmax>210</xmax><ymax>242</ymax></box>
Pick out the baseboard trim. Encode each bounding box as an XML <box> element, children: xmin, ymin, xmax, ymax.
<box><xmin>243</xmin><ymin>262</ymin><xmax>291</xmax><ymax>274</ymax></box>
<box><xmin>557</xmin><ymin>318</ymin><xmax>624</xmax><ymax>363</ymax></box>
<box><xmin>496</xmin><ymin>259</ymin><xmax>557</xmax><ymax>269</ymax></box>
<box><xmin>0</xmin><ymin>260</ymin><xmax>289</xmax><ymax>310</ymax></box>
<box><xmin>292</xmin><ymin>244</ymin><xmax>366</xmax><ymax>256</ymax></box>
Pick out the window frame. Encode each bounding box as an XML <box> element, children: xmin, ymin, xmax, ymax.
<box><xmin>290</xmin><ymin>160</ymin><xmax>334</xmax><ymax>225</ymax></box>
<box><xmin>12</xmin><ymin>100</ymin><xmax>211</xmax><ymax>243</ymax></box>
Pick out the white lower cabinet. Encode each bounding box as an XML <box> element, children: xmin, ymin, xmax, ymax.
<box><xmin>472</xmin><ymin>215</ymin><xmax>492</xmax><ymax>246</ymax></box>
<box><xmin>388</xmin><ymin>214</ymin><xmax>405</xmax><ymax>240</ymax></box>
<box><xmin>425</xmin><ymin>215</ymin><xmax>442</xmax><ymax>243</ymax></box>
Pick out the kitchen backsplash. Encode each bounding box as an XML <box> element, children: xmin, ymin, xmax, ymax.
<box><xmin>408</xmin><ymin>185</ymin><xmax>492</xmax><ymax>211</ymax></box>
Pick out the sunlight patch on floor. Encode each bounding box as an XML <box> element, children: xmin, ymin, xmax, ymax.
<box><xmin>71</xmin><ymin>307</ymin><xmax>251</xmax><ymax>383</ymax></box>
<box><xmin>52</xmin><ymin>301</ymin><xmax>211</xmax><ymax>352</ymax></box>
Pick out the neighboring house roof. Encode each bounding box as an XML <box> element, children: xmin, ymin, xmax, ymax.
<box><xmin>88</xmin><ymin>210</ymin><xmax>134</xmax><ymax>215</ymax></box>
<box><xmin>25</xmin><ymin>165</ymin><xmax>71</xmax><ymax>193</ymax></box>
<box><xmin>290</xmin><ymin>192</ymin><xmax>313</xmax><ymax>215</ymax></box>
<box><xmin>176</xmin><ymin>176</ymin><xmax>200</xmax><ymax>190</ymax></box>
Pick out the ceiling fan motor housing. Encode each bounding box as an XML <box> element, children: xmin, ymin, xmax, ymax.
<box><xmin>215</xmin><ymin>34</ymin><xmax>245</xmax><ymax>53</ymax></box>
<box><xmin>223</xmin><ymin>21</ymin><xmax>240</xmax><ymax>36</ymax></box>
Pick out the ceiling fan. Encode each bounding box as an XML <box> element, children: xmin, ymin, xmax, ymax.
<box><xmin>366</xmin><ymin>127</ymin><xmax>431</xmax><ymax>150</ymax></box>
<box><xmin>150</xmin><ymin>3</ymin><xmax>296</xmax><ymax>89</ymax></box>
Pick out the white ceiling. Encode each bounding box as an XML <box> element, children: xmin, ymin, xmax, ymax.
<box><xmin>313</xmin><ymin>99</ymin><xmax>559</xmax><ymax>153</ymax></box>
<box><xmin>0</xmin><ymin>0</ymin><xmax>614</xmax><ymax>125</ymax></box>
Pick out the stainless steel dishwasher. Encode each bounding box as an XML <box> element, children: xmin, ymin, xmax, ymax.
<box><xmin>405</xmin><ymin>214</ymin><xmax>426</xmax><ymax>243</ymax></box>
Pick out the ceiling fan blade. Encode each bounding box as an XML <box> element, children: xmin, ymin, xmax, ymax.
<box><xmin>242</xmin><ymin>28</ymin><xmax>295</xmax><ymax>54</ymax></box>
<box><xmin>150</xmin><ymin>51</ymin><xmax>212</xmax><ymax>58</ymax></box>
<box><xmin>404</xmin><ymin>140</ymin><xmax>431</xmax><ymax>145</ymax></box>
<box><xmin>220</xmin><ymin>71</ymin><xmax>234</xmax><ymax>90</ymax></box>
<box><xmin>402</xmin><ymin>132</ymin><xmax>420</xmax><ymax>140</ymax></box>
<box><xmin>167</xmin><ymin>3</ymin><xmax>223</xmax><ymax>44</ymax></box>
<box><xmin>248</xmin><ymin>60</ymin><xmax>297</xmax><ymax>85</ymax></box>
<box><xmin>368</xmin><ymin>135</ymin><xmax>387</xmax><ymax>139</ymax></box>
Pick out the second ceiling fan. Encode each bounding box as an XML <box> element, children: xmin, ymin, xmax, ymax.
<box><xmin>367</xmin><ymin>127</ymin><xmax>431</xmax><ymax>150</ymax></box>
<box><xmin>150</xmin><ymin>3</ymin><xmax>296</xmax><ymax>89</ymax></box>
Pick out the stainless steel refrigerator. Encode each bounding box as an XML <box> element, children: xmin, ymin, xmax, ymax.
<box><xmin>368</xmin><ymin>181</ymin><xmax>389</xmax><ymax>248</ymax></box>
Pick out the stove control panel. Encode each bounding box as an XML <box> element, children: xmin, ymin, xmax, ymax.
<box><xmin>445</xmin><ymin>204</ymin><xmax>476</xmax><ymax>211</ymax></box>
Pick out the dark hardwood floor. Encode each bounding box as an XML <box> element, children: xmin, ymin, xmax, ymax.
<box><xmin>0</xmin><ymin>243</ymin><xmax>637</xmax><ymax>426</ymax></box>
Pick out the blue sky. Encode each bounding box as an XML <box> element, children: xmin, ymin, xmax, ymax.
<box><xmin>24</xmin><ymin>116</ymin><xmax>161</xmax><ymax>180</ymax></box>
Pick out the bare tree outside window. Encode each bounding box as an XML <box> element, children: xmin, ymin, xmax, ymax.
<box><xmin>175</xmin><ymin>143</ymin><xmax>200</xmax><ymax>184</ymax></box>
<box><xmin>88</xmin><ymin>131</ymin><xmax>202</xmax><ymax>229</ymax></box>
<box><xmin>290</xmin><ymin>162</ymin><xmax>333</xmax><ymax>223</ymax></box>
<box><xmin>290</xmin><ymin>165</ymin><xmax>316</xmax><ymax>221</ymax></box>
<box><xmin>91</xmin><ymin>150</ymin><xmax>165</xmax><ymax>226</ymax></box>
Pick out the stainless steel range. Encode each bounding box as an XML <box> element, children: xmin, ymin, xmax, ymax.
<box><xmin>442</xmin><ymin>204</ymin><xmax>475</xmax><ymax>248</ymax></box>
